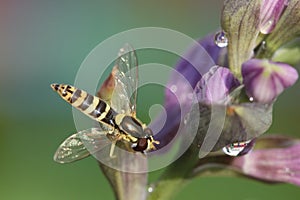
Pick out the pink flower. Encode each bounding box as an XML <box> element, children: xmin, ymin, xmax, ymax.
<box><xmin>260</xmin><ymin>0</ymin><xmax>289</xmax><ymax>34</ymax></box>
<box><xmin>242</xmin><ymin>59</ymin><xmax>298</xmax><ymax>103</ymax></box>
<box><xmin>232</xmin><ymin>136</ymin><xmax>300</xmax><ymax>186</ymax></box>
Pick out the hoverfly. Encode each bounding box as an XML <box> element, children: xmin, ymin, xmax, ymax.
<box><xmin>51</xmin><ymin>44</ymin><xmax>159</xmax><ymax>163</ymax></box>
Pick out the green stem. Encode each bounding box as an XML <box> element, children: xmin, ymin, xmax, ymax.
<box><xmin>147</xmin><ymin>145</ymin><xmax>199</xmax><ymax>200</ymax></box>
<box><xmin>97</xmin><ymin>149</ymin><xmax>148</xmax><ymax>200</ymax></box>
<box><xmin>100</xmin><ymin>164</ymin><xmax>147</xmax><ymax>200</ymax></box>
<box><xmin>147</xmin><ymin>176</ymin><xmax>189</xmax><ymax>200</ymax></box>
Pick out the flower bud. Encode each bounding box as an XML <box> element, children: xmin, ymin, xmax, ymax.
<box><xmin>242</xmin><ymin>59</ymin><xmax>298</xmax><ymax>103</ymax></box>
<box><xmin>260</xmin><ymin>0</ymin><xmax>289</xmax><ymax>34</ymax></box>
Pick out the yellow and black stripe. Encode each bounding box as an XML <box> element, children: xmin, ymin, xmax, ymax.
<box><xmin>51</xmin><ymin>83</ymin><xmax>160</xmax><ymax>153</ymax></box>
<box><xmin>51</xmin><ymin>84</ymin><xmax>117</xmax><ymax>127</ymax></box>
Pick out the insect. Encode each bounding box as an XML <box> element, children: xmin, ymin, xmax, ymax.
<box><xmin>51</xmin><ymin>44</ymin><xmax>159</xmax><ymax>163</ymax></box>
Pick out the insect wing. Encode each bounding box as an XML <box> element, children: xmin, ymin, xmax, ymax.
<box><xmin>111</xmin><ymin>44</ymin><xmax>138</xmax><ymax>115</ymax></box>
<box><xmin>54</xmin><ymin>128</ymin><xmax>111</xmax><ymax>163</ymax></box>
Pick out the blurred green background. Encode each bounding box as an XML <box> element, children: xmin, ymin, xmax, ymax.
<box><xmin>1</xmin><ymin>0</ymin><xmax>300</xmax><ymax>199</ymax></box>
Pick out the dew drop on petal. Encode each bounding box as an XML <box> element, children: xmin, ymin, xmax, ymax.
<box><xmin>187</xmin><ymin>93</ymin><xmax>194</xmax><ymax>100</ymax></box>
<box><xmin>214</xmin><ymin>31</ymin><xmax>228</xmax><ymax>48</ymax></box>
<box><xmin>222</xmin><ymin>140</ymin><xmax>251</xmax><ymax>156</ymax></box>
<box><xmin>170</xmin><ymin>85</ymin><xmax>177</xmax><ymax>93</ymax></box>
<box><xmin>260</xmin><ymin>20</ymin><xmax>274</xmax><ymax>34</ymax></box>
<box><xmin>249</xmin><ymin>96</ymin><xmax>254</xmax><ymax>102</ymax></box>
<box><xmin>277</xmin><ymin>167</ymin><xmax>295</xmax><ymax>177</ymax></box>
<box><xmin>183</xmin><ymin>115</ymin><xmax>189</xmax><ymax>125</ymax></box>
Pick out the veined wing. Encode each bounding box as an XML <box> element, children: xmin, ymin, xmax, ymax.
<box><xmin>111</xmin><ymin>44</ymin><xmax>138</xmax><ymax>116</ymax></box>
<box><xmin>54</xmin><ymin>128</ymin><xmax>111</xmax><ymax>164</ymax></box>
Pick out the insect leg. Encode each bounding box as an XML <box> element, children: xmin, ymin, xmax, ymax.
<box><xmin>109</xmin><ymin>141</ymin><xmax>116</xmax><ymax>158</ymax></box>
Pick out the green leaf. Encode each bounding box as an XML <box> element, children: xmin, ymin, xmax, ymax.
<box><xmin>221</xmin><ymin>0</ymin><xmax>262</xmax><ymax>79</ymax></box>
<box><xmin>272</xmin><ymin>38</ymin><xmax>300</xmax><ymax>66</ymax></box>
<box><xmin>189</xmin><ymin>102</ymin><xmax>273</xmax><ymax>153</ymax></box>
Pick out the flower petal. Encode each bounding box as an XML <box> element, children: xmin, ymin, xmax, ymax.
<box><xmin>165</xmin><ymin>34</ymin><xmax>225</xmax><ymax>109</ymax></box>
<box><xmin>195</xmin><ymin>66</ymin><xmax>240</xmax><ymax>104</ymax></box>
<box><xmin>261</xmin><ymin>0</ymin><xmax>300</xmax><ymax>57</ymax></box>
<box><xmin>232</xmin><ymin>136</ymin><xmax>300</xmax><ymax>186</ymax></box>
<box><xmin>153</xmin><ymin>34</ymin><xmax>226</xmax><ymax>148</ymax></box>
<box><xmin>260</xmin><ymin>0</ymin><xmax>289</xmax><ymax>34</ymax></box>
<box><xmin>188</xmin><ymin>102</ymin><xmax>272</xmax><ymax>152</ymax></box>
<box><xmin>242</xmin><ymin>59</ymin><xmax>298</xmax><ymax>103</ymax></box>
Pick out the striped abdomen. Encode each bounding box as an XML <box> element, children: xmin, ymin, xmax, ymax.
<box><xmin>51</xmin><ymin>83</ymin><xmax>117</xmax><ymax>126</ymax></box>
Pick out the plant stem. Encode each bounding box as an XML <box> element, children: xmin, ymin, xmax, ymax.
<box><xmin>147</xmin><ymin>145</ymin><xmax>199</xmax><ymax>200</ymax></box>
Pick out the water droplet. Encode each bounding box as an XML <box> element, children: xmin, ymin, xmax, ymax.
<box><xmin>278</xmin><ymin>167</ymin><xmax>295</xmax><ymax>177</ymax></box>
<box><xmin>215</xmin><ymin>31</ymin><xmax>228</xmax><ymax>48</ymax></box>
<box><xmin>148</xmin><ymin>184</ymin><xmax>155</xmax><ymax>193</ymax></box>
<box><xmin>183</xmin><ymin>115</ymin><xmax>189</xmax><ymax>125</ymax></box>
<box><xmin>260</xmin><ymin>20</ymin><xmax>274</xmax><ymax>34</ymax></box>
<box><xmin>187</xmin><ymin>93</ymin><xmax>194</xmax><ymax>100</ymax></box>
<box><xmin>170</xmin><ymin>85</ymin><xmax>177</xmax><ymax>93</ymax></box>
<box><xmin>285</xmin><ymin>168</ymin><xmax>295</xmax><ymax>177</ymax></box>
<box><xmin>222</xmin><ymin>140</ymin><xmax>251</xmax><ymax>156</ymax></box>
<box><xmin>254</xmin><ymin>41</ymin><xmax>267</xmax><ymax>55</ymax></box>
<box><xmin>249</xmin><ymin>97</ymin><xmax>254</xmax><ymax>102</ymax></box>
<box><xmin>148</xmin><ymin>186</ymin><xmax>154</xmax><ymax>193</ymax></box>
<box><xmin>261</xmin><ymin>41</ymin><xmax>267</xmax><ymax>50</ymax></box>
<box><xmin>268</xmin><ymin>20</ymin><xmax>273</xmax><ymax>25</ymax></box>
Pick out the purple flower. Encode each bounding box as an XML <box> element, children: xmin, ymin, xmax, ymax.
<box><xmin>154</xmin><ymin>1</ymin><xmax>300</xmax><ymax>197</ymax></box>
<box><xmin>242</xmin><ymin>59</ymin><xmax>298</xmax><ymax>103</ymax></box>
<box><xmin>260</xmin><ymin>0</ymin><xmax>289</xmax><ymax>34</ymax></box>
<box><xmin>231</xmin><ymin>136</ymin><xmax>300</xmax><ymax>186</ymax></box>
<box><xmin>195</xmin><ymin>66</ymin><xmax>240</xmax><ymax>104</ymax></box>
<box><xmin>152</xmin><ymin>34</ymin><xmax>226</xmax><ymax>148</ymax></box>
<box><xmin>261</xmin><ymin>0</ymin><xmax>300</xmax><ymax>57</ymax></box>
<box><xmin>165</xmin><ymin>34</ymin><xmax>226</xmax><ymax>109</ymax></box>
<box><xmin>152</xmin><ymin>36</ymin><xmax>273</xmax><ymax>152</ymax></box>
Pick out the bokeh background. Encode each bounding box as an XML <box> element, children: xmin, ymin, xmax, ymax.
<box><xmin>1</xmin><ymin>0</ymin><xmax>300</xmax><ymax>199</ymax></box>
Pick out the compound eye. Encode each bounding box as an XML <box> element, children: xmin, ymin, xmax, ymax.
<box><xmin>144</xmin><ymin>128</ymin><xmax>153</xmax><ymax>136</ymax></box>
<box><xmin>132</xmin><ymin>138</ymin><xmax>148</xmax><ymax>152</ymax></box>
